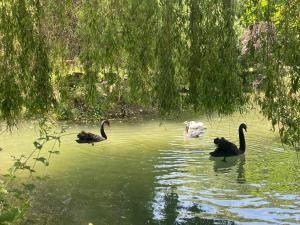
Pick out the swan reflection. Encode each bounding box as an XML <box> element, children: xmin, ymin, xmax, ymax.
<box><xmin>211</xmin><ymin>155</ymin><xmax>246</xmax><ymax>183</ymax></box>
<box><xmin>153</xmin><ymin>189</ymin><xmax>236</xmax><ymax>225</ymax></box>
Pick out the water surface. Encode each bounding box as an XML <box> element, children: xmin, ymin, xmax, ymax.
<box><xmin>1</xmin><ymin>113</ymin><xmax>300</xmax><ymax>225</ymax></box>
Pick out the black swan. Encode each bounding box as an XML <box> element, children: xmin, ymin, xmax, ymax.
<box><xmin>76</xmin><ymin>120</ymin><xmax>110</xmax><ymax>145</ymax></box>
<box><xmin>210</xmin><ymin>123</ymin><xmax>247</xmax><ymax>160</ymax></box>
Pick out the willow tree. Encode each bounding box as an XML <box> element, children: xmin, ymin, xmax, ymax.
<box><xmin>155</xmin><ymin>0</ymin><xmax>181</xmax><ymax>113</ymax></box>
<box><xmin>76</xmin><ymin>0</ymin><xmax>127</xmax><ymax>105</ymax></box>
<box><xmin>76</xmin><ymin>0</ymin><xmax>103</xmax><ymax>104</ymax></box>
<box><xmin>123</xmin><ymin>0</ymin><xmax>158</xmax><ymax>105</ymax></box>
<box><xmin>42</xmin><ymin>0</ymin><xmax>76</xmax><ymax>69</ymax></box>
<box><xmin>187</xmin><ymin>0</ymin><xmax>246</xmax><ymax>115</ymax></box>
<box><xmin>188</xmin><ymin>0</ymin><xmax>203</xmax><ymax>108</ymax></box>
<box><xmin>0</xmin><ymin>0</ymin><xmax>54</xmax><ymax>127</ymax></box>
<box><xmin>241</xmin><ymin>0</ymin><xmax>300</xmax><ymax>149</ymax></box>
<box><xmin>1</xmin><ymin>0</ymin><xmax>300</xmax><ymax>151</ymax></box>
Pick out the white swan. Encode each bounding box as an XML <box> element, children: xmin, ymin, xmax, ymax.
<box><xmin>184</xmin><ymin>121</ymin><xmax>206</xmax><ymax>138</ymax></box>
<box><xmin>184</xmin><ymin>121</ymin><xmax>206</xmax><ymax>130</ymax></box>
<box><xmin>185</xmin><ymin>127</ymin><xmax>206</xmax><ymax>138</ymax></box>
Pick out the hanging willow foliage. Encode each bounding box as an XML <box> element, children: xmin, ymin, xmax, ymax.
<box><xmin>241</xmin><ymin>0</ymin><xmax>300</xmax><ymax>149</ymax></box>
<box><xmin>155</xmin><ymin>0</ymin><xmax>181</xmax><ymax>113</ymax></box>
<box><xmin>188</xmin><ymin>0</ymin><xmax>247</xmax><ymax>115</ymax></box>
<box><xmin>123</xmin><ymin>0</ymin><xmax>158</xmax><ymax>105</ymax></box>
<box><xmin>1</xmin><ymin>0</ymin><xmax>300</xmax><ymax>149</ymax></box>
<box><xmin>0</xmin><ymin>0</ymin><xmax>54</xmax><ymax>126</ymax></box>
<box><xmin>76</xmin><ymin>0</ymin><xmax>102</xmax><ymax>104</ymax></box>
<box><xmin>77</xmin><ymin>0</ymin><xmax>126</xmax><ymax>104</ymax></box>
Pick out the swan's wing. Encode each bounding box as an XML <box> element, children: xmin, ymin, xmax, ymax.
<box><xmin>189</xmin><ymin>121</ymin><xmax>205</xmax><ymax>129</ymax></box>
<box><xmin>188</xmin><ymin>132</ymin><xmax>199</xmax><ymax>138</ymax></box>
<box><xmin>190</xmin><ymin>130</ymin><xmax>205</xmax><ymax>136</ymax></box>
<box><xmin>77</xmin><ymin>132</ymin><xmax>97</xmax><ymax>140</ymax></box>
<box><xmin>216</xmin><ymin>138</ymin><xmax>237</xmax><ymax>151</ymax></box>
<box><xmin>186</xmin><ymin>129</ymin><xmax>205</xmax><ymax>138</ymax></box>
<box><xmin>84</xmin><ymin>133</ymin><xmax>100</xmax><ymax>141</ymax></box>
<box><xmin>77</xmin><ymin>131</ymin><xmax>87</xmax><ymax>139</ymax></box>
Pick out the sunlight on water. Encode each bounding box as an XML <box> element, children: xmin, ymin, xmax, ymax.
<box><xmin>0</xmin><ymin>112</ymin><xmax>300</xmax><ymax>225</ymax></box>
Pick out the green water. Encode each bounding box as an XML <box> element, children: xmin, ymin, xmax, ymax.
<box><xmin>1</xmin><ymin>113</ymin><xmax>300</xmax><ymax>225</ymax></box>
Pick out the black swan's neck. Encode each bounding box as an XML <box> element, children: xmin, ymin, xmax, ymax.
<box><xmin>100</xmin><ymin>122</ymin><xmax>107</xmax><ymax>139</ymax></box>
<box><xmin>239</xmin><ymin>126</ymin><xmax>246</xmax><ymax>153</ymax></box>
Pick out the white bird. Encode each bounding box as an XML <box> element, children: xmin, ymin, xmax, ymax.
<box><xmin>184</xmin><ymin>121</ymin><xmax>206</xmax><ymax>130</ymax></box>
<box><xmin>185</xmin><ymin>127</ymin><xmax>206</xmax><ymax>138</ymax></box>
<box><xmin>184</xmin><ymin>121</ymin><xmax>207</xmax><ymax>138</ymax></box>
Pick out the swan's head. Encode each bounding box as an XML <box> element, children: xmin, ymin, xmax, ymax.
<box><xmin>214</xmin><ymin>138</ymin><xmax>220</xmax><ymax>145</ymax></box>
<box><xmin>240</xmin><ymin>123</ymin><xmax>247</xmax><ymax>132</ymax></box>
<box><xmin>101</xmin><ymin>119</ymin><xmax>110</xmax><ymax>127</ymax></box>
<box><xmin>185</xmin><ymin>125</ymin><xmax>189</xmax><ymax>133</ymax></box>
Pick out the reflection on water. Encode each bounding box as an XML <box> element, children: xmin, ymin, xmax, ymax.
<box><xmin>0</xmin><ymin>113</ymin><xmax>300</xmax><ymax>225</ymax></box>
<box><xmin>154</xmin><ymin>189</ymin><xmax>236</xmax><ymax>225</ymax></box>
<box><xmin>211</xmin><ymin>155</ymin><xmax>246</xmax><ymax>183</ymax></box>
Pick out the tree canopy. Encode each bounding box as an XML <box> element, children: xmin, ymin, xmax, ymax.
<box><xmin>0</xmin><ymin>0</ymin><xmax>299</xmax><ymax>147</ymax></box>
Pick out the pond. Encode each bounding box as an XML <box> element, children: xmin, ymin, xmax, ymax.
<box><xmin>1</xmin><ymin>112</ymin><xmax>300</xmax><ymax>225</ymax></box>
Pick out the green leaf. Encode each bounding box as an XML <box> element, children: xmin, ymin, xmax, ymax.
<box><xmin>33</xmin><ymin>157</ymin><xmax>49</xmax><ymax>166</ymax></box>
<box><xmin>33</xmin><ymin>141</ymin><xmax>42</xmax><ymax>149</ymax></box>
<box><xmin>260</xmin><ymin>0</ymin><xmax>268</xmax><ymax>7</ymax></box>
<box><xmin>48</xmin><ymin>150</ymin><xmax>60</xmax><ymax>154</ymax></box>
